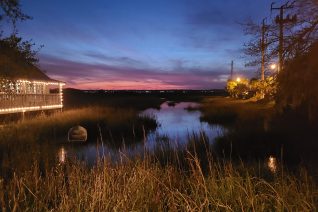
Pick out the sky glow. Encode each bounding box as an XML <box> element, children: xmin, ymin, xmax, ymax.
<box><xmin>14</xmin><ymin>0</ymin><xmax>280</xmax><ymax>89</ymax></box>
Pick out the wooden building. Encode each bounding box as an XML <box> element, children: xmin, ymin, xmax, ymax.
<box><xmin>0</xmin><ymin>78</ymin><xmax>64</xmax><ymax>114</ymax></box>
<box><xmin>0</xmin><ymin>44</ymin><xmax>65</xmax><ymax>114</ymax></box>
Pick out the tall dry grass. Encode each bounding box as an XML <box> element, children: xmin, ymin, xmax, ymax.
<box><xmin>0</xmin><ymin>106</ymin><xmax>157</xmax><ymax>177</ymax></box>
<box><xmin>0</xmin><ymin>151</ymin><xmax>317</xmax><ymax>211</ymax></box>
<box><xmin>0</xmin><ymin>106</ymin><xmax>156</xmax><ymax>144</ymax></box>
<box><xmin>199</xmin><ymin>96</ymin><xmax>274</xmax><ymax>125</ymax></box>
<box><xmin>0</xmin><ymin>98</ymin><xmax>317</xmax><ymax>211</ymax></box>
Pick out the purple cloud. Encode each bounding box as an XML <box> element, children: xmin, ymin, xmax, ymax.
<box><xmin>39</xmin><ymin>54</ymin><xmax>231</xmax><ymax>89</ymax></box>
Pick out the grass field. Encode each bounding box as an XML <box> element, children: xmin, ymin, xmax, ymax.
<box><xmin>199</xmin><ymin>96</ymin><xmax>275</xmax><ymax>125</ymax></box>
<box><xmin>0</xmin><ymin>106</ymin><xmax>157</xmax><ymax>145</ymax></box>
<box><xmin>198</xmin><ymin>96</ymin><xmax>318</xmax><ymax>167</ymax></box>
<box><xmin>1</xmin><ymin>95</ymin><xmax>318</xmax><ymax>211</ymax></box>
<box><xmin>1</xmin><ymin>148</ymin><xmax>317</xmax><ymax>211</ymax></box>
<box><xmin>0</xmin><ymin>105</ymin><xmax>158</xmax><ymax>179</ymax></box>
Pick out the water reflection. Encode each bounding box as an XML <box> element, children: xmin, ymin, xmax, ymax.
<box><xmin>142</xmin><ymin>102</ymin><xmax>225</xmax><ymax>148</ymax></box>
<box><xmin>57</xmin><ymin>102</ymin><xmax>226</xmax><ymax>165</ymax></box>
<box><xmin>267</xmin><ymin>156</ymin><xmax>278</xmax><ymax>173</ymax></box>
<box><xmin>58</xmin><ymin>147</ymin><xmax>67</xmax><ymax>164</ymax></box>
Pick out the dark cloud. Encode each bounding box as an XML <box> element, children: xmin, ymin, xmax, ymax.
<box><xmin>84</xmin><ymin>52</ymin><xmax>145</xmax><ymax>67</ymax></box>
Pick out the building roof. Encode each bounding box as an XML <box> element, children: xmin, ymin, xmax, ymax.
<box><xmin>0</xmin><ymin>42</ymin><xmax>59</xmax><ymax>82</ymax></box>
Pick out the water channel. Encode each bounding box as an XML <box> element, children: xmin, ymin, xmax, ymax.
<box><xmin>59</xmin><ymin>102</ymin><xmax>226</xmax><ymax>165</ymax></box>
<box><xmin>0</xmin><ymin>101</ymin><xmax>284</xmax><ymax>176</ymax></box>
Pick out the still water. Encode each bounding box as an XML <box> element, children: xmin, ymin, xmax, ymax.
<box><xmin>141</xmin><ymin>102</ymin><xmax>224</xmax><ymax>148</ymax></box>
<box><xmin>0</xmin><ymin>101</ymin><xmax>279</xmax><ymax>175</ymax></box>
<box><xmin>56</xmin><ymin>101</ymin><xmax>278</xmax><ymax>173</ymax></box>
<box><xmin>59</xmin><ymin>102</ymin><xmax>225</xmax><ymax>165</ymax></box>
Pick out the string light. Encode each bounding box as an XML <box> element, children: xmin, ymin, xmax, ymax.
<box><xmin>0</xmin><ymin>79</ymin><xmax>65</xmax><ymax>114</ymax></box>
<box><xmin>0</xmin><ymin>105</ymin><xmax>63</xmax><ymax>114</ymax></box>
<box><xmin>17</xmin><ymin>79</ymin><xmax>65</xmax><ymax>86</ymax></box>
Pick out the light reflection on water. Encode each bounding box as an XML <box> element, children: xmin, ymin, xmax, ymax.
<box><xmin>267</xmin><ymin>156</ymin><xmax>278</xmax><ymax>173</ymax></box>
<box><xmin>141</xmin><ymin>102</ymin><xmax>225</xmax><ymax>148</ymax></box>
<box><xmin>58</xmin><ymin>146</ymin><xmax>67</xmax><ymax>164</ymax></box>
<box><xmin>58</xmin><ymin>102</ymin><xmax>226</xmax><ymax>164</ymax></box>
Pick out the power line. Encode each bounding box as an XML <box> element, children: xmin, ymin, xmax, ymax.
<box><xmin>261</xmin><ymin>18</ymin><xmax>268</xmax><ymax>81</ymax></box>
<box><xmin>271</xmin><ymin>1</ymin><xmax>297</xmax><ymax>72</ymax></box>
<box><xmin>230</xmin><ymin>60</ymin><xmax>234</xmax><ymax>80</ymax></box>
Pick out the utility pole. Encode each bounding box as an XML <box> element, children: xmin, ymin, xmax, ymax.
<box><xmin>260</xmin><ymin>18</ymin><xmax>267</xmax><ymax>81</ymax></box>
<box><xmin>230</xmin><ymin>60</ymin><xmax>234</xmax><ymax>80</ymax></box>
<box><xmin>271</xmin><ymin>1</ymin><xmax>297</xmax><ymax>73</ymax></box>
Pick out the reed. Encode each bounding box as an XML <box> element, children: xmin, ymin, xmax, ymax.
<box><xmin>0</xmin><ymin>106</ymin><xmax>157</xmax><ymax>145</ymax></box>
<box><xmin>0</xmin><ymin>106</ymin><xmax>157</xmax><ymax>177</ymax></box>
<box><xmin>199</xmin><ymin>96</ymin><xmax>274</xmax><ymax>125</ymax></box>
<box><xmin>0</xmin><ymin>147</ymin><xmax>317</xmax><ymax>211</ymax></box>
<box><xmin>0</xmin><ymin>97</ymin><xmax>317</xmax><ymax>211</ymax></box>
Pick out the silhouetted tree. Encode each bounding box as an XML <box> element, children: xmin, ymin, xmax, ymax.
<box><xmin>243</xmin><ymin>19</ymin><xmax>278</xmax><ymax>78</ymax></box>
<box><xmin>242</xmin><ymin>1</ymin><xmax>318</xmax><ymax>104</ymax></box>
<box><xmin>0</xmin><ymin>1</ymin><xmax>40</xmax><ymax>65</ymax></box>
<box><xmin>277</xmin><ymin>41</ymin><xmax>318</xmax><ymax>122</ymax></box>
<box><xmin>0</xmin><ymin>0</ymin><xmax>30</xmax><ymax>29</ymax></box>
<box><xmin>0</xmin><ymin>34</ymin><xmax>41</xmax><ymax>64</ymax></box>
<box><xmin>244</xmin><ymin>0</ymin><xmax>318</xmax><ymax>73</ymax></box>
<box><xmin>275</xmin><ymin>0</ymin><xmax>318</xmax><ymax>122</ymax></box>
<box><xmin>283</xmin><ymin>0</ymin><xmax>318</xmax><ymax>58</ymax></box>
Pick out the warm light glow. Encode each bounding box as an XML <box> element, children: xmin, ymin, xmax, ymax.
<box><xmin>267</xmin><ymin>156</ymin><xmax>277</xmax><ymax>173</ymax></box>
<box><xmin>0</xmin><ymin>105</ymin><xmax>63</xmax><ymax>114</ymax></box>
<box><xmin>17</xmin><ymin>79</ymin><xmax>65</xmax><ymax>86</ymax></box>
<box><xmin>270</xmin><ymin>64</ymin><xmax>277</xmax><ymax>70</ymax></box>
<box><xmin>0</xmin><ymin>79</ymin><xmax>65</xmax><ymax>114</ymax></box>
<box><xmin>58</xmin><ymin>147</ymin><xmax>67</xmax><ymax>164</ymax></box>
<box><xmin>59</xmin><ymin>83</ymin><xmax>64</xmax><ymax>105</ymax></box>
<box><xmin>69</xmin><ymin>80</ymin><xmax>186</xmax><ymax>90</ymax></box>
<box><xmin>236</xmin><ymin>77</ymin><xmax>241</xmax><ymax>82</ymax></box>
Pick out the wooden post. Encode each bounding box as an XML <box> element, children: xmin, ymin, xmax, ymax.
<box><xmin>261</xmin><ymin>19</ymin><xmax>267</xmax><ymax>81</ymax></box>
<box><xmin>22</xmin><ymin>111</ymin><xmax>25</xmax><ymax>122</ymax></box>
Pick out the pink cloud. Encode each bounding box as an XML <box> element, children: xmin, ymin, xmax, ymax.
<box><xmin>39</xmin><ymin>54</ymin><xmax>230</xmax><ymax>90</ymax></box>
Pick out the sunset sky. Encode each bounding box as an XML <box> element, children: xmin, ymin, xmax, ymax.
<box><xmin>15</xmin><ymin>0</ymin><xmax>280</xmax><ymax>90</ymax></box>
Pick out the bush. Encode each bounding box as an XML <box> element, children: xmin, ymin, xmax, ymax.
<box><xmin>227</xmin><ymin>77</ymin><xmax>276</xmax><ymax>100</ymax></box>
<box><xmin>276</xmin><ymin>41</ymin><xmax>318</xmax><ymax>122</ymax></box>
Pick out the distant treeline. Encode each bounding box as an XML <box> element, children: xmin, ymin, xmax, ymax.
<box><xmin>68</xmin><ymin>88</ymin><xmax>227</xmax><ymax>96</ymax></box>
<box><xmin>62</xmin><ymin>88</ymin><xmax>226</xmax><ymax>110</ymax></box>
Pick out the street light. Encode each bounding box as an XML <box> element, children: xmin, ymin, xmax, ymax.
<box><xmin>236</xmin><ymin>77</ymin><xmax>241</xmax><ymax>83</ymax></box>
<box><xmin>270</xmin><ymin>63</ymin><xmax>277</xmax><ymax>70</ymax></box>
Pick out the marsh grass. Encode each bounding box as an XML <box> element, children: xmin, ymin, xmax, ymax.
<box><xmin>199</xmin><ymin>97</ymin><xmax>318</xmax><ymax>167</ymax></box>
<box><xmin>199</xmin><ymin>97</ymin><xmax>274</xmax><ymax>125</ymax></box>
<box><xmin>0</xmin><ymin>107</ymin><xmax>157</xmax><ymax>145</ymax></box>
<box><xmin>0</xmin><ymin>106</ymin><xmax>157</xmax><ymax>180</ymax></box>
<box><xmin>0</xmin><ymin>143</ymin><xmax>317</xmax><ymax>211</ymax></box>
<box><xmin>0</xmin><ymin>97</ymin><xmax>318</xmax><ymax>211</ymax></box>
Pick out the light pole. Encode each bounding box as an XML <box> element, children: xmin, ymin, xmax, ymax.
<box><xmin>270</xmin><ymin>63</ymin><xmax>277</xmax><ymax>71</ymax></box>
<box><xmin>270</xmin><ymin>63</ymin><xmax>279</xmax><ymax>80</ymax></box>
<box><xmin>271</xmin><ymin>2</ymin><xmax>297</xmax><ymax>73</ymax></box>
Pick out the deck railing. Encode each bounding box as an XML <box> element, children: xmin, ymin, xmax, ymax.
<box><xmin>0</xmin><ymin>94</ymin><xmax>61</xmax><ymax>109</ymax></box>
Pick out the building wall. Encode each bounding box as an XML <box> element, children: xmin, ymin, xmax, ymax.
<box><xmin>0</xmin><ymin>78</ymin><xmax>64</xmax><ymax>114</ymax></box>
